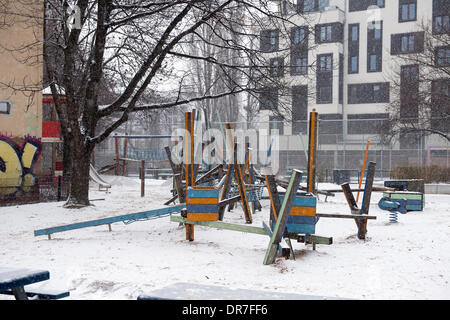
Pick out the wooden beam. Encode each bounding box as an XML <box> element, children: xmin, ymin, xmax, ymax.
<box><xmin>264</xmin><ymin>170</ymin><xmax>303</xmax><ymax>265</ymax></box>
<box><xmin>316</xmin><ymin>213</ymin><xmax>376</xmax><ymax>220</ymax></box>
<box><xmin>307</xmin><ymin>111</ymin><xmax>318</xmax><ymax>194</ymax></box>
<box><xmin>358</xmin><ymin>162</ymin><xmax>376</xmax><ymax>240</ymax></box>
<box><xmin>171</xmin><ymin>215</ymin><xmax>267</xmax><ymax>236</ymax></box>
<box><xmin>356</xmin><ymin>140</ymin><xmax>370</xmax><ymax>203</ymax></box>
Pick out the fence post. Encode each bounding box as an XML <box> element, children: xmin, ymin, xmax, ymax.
<box><xmin>140</xmin><ymin>160</ymin><xmax>145</xmax><ymax>197</ymax></box>
<box><xmin>57</xmin><ymin>175</ymin><xmax>62</xmax><ymax>201</ymax></box>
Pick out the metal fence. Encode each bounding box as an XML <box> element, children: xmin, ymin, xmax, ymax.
<box><xmin>0</xmin><ymin>175</ymin><xmax>70</xmax><ymax>207</ymax></box>
<box><xmin>92</xmin><ymin>118</ymin><xmax>450</xmax><ymax>182</ymax></box>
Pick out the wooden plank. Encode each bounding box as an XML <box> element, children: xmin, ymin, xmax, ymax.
<box><xmin>234</xmin><ymin>144</ymin><xmax>252</xmax><ymax>224</ymax></box>
<box><xmin>316</xmin><ymin>213</ymin><xmax>377</xmax><ymax>220</ymax></box>
<box><xmin>187</xmin><ymin>204</ymin><xmax>219</xmax><ymax>213</ymax></box>
<box><xmin>356</xmin><ymin>140</ymin><xmax>370</xmax><ymax>203</ymax></box>
<box><xmin>358</xmin><ymin>161</ymin><xmax>376</xmax><ymax>240</ymax></box>
<box><xmin>290</xmin><ymin>206</ymin><xmax>316</xmax><ymax>216</ymax></box>
<box><xmin>195</xmin><ymin>164</ymin><xmax>222</xmax><ymax>185</ymax></box>
<box><xmin>264</xmin><ymin>170</ymin><xmax>303</xmax><ymax>265</ymax></box>
<box><xmin>288</xmin><ymin>234</ymin><xmax>333</xmax><ymax>245</ymax></box>
<box><xmin>218</xmin><ymin>195</ymin><xmax>241</xmax><ymax>208</ymax></box>
<box><xmin>264</xmin><ymin>174</ymin><xmax>281</xmax><ymax>225</ymax></box>
<box><xmin>279</xmin><ymin>196</ymin><xmax>317</xmax><ymax>207</ymax></box>
<box><xmin>187</xmin><ymin>198</ymin><xmax>218</xmax><ymax>205</ymax></box>
<box><xmin>307</xmin><ymin>111</ymin><xmax>318</xmax><ymax>193</ymax></box>
<box><xmin>34</xmin><ymin>205</ymin><xmax>186</xmax><ymax>237</ymax></box>
<box><xmin>171</xmin><ymin>215</ymin><xmax>267</xmax><ymax>235</ymax></box>
<box><xmin>186</xmin><ymin>189</ymin><xmax>219</xmax><ymax>199</ymax></box>
<box><xmin>187</xmin><ymin>213</ymin><xmax>219</xmax><ymax>221</ymax></box>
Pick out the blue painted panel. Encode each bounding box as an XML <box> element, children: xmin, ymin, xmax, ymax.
<box><xmin>406</xmin><ymin>204</ymin><xmax>423</xmax><ymax>211</ymax></box>
<box><xmin>279</xmin><ymin>195</ymin><xmax>316</xmax><ymax>207</ymax></box>
<box><xmin>286</xmin><ymin>224</ymin><xmax>316</xmax><ymax>234</ymax></box>
<box><xmin>187</xmin><ymin>204</ymin><xmax>219</xmax><ymax>213</ymax></box>
<box><xmin>187</xmin><ymin>189</ymin><xmax>219</xmax><ymax>199</ymax></box>
<box><xmin>287</xmin><ymin>216</ymin><xmax>318</xmax><ymax>225</ymax></box>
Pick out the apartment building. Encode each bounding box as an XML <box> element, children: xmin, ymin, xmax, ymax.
<box><xmin>258</xmin><ymin>0</ymin><xmax>449</xmax><ymax>170</ymax></box>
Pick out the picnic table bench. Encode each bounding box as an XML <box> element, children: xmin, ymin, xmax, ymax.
<box><xmin>0</xmin><ymin>267</ymin><xmax>69</xmax><ymax>300</ymax></box>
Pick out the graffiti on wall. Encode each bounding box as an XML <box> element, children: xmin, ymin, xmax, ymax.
<box><xmin>0</xmin><ymin>135</ymin><xmax>42</xmax><ymax>197</ymax></box>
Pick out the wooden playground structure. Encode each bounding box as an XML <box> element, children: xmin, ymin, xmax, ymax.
<box><xmin>35</xmin><ymin>109</ymin><xmax>396</xmax><ymax>265</ymax></box>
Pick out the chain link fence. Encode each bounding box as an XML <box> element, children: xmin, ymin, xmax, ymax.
<box><xmin>92</xmin><ymin>118</ymin><xmax>450</xmax><ymax>183</ymax></box>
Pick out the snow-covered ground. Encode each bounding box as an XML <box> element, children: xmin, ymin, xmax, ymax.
<box><xmin>1</xmin><ymin>176</ymin><xmax>449</xmax><ymax>300</ymax></box>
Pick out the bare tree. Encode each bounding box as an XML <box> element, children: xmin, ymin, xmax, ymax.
<box><xmin>384</xmin><ymin>20</ymin><xmax>450</xmax><ymax>145</ymax></box>
<box><xmin>0</xmin><ymin>0</ymin><xmax>306</xmax><ymax>208</ymax></box>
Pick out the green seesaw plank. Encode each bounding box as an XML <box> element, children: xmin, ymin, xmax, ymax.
<box><xmin>263</xmin><ymin>169</ymin><xmax>303</xmax><ymax>265</ymax></box>
<box><xmin>170</xmin><ymin>215</ymin><xmax>267</xmax><ymax>235</ymax></box>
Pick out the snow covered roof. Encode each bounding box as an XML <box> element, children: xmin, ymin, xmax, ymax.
<box><xmin>42</xmin><ymin>84</ymin><xmax>66</xmax><ymax>95</ymax></box>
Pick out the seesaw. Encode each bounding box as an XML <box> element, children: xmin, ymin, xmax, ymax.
<box><xmin>34</xmin><ymin>205</ymin><xmax>185</xmax><ymax>240</ymax></box>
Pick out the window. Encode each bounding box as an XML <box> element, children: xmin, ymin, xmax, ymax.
<box><xmin>260</xmin><ymin>29</ymin><xmax>279</xmax><ymax>52</ymax></box>
<box><xmin>434</xmin><ymin>15</ymin><xmax>449</xmax><ymax>34</ymax></box>
<box><xmin>318</xmin><ymin>54</ymin><xmax>332</xmax><ymax>71</ymax></box>
<box><xmin>320</xmin><ymin>25</ymin><xmax>332</xmax><ymax>41</ymax></box>
<box><xmin>373</xmin><ymin>23</ymin><xmax>382</xmax><ymax>39</ymax></box>
<box><xmin>348</xmin><ymin>83</ymin><xmax>390</xmax><ymax>104</ymax></box>
<box><xmin>270</xmin><ymin>31</ymin><xmax>277</xmax><ymax>46</ymax></box>
<box><xmin>377</xmin><ymin>0</ymin><xmax>384</xmax><ymax>7</ymax></box>
<box><xmin>300</xmin><ymin>0</ymin><xmax>329</xmax><ymax>13</ymax></box>
<box><xmin>303</xmin><ymin>0</ymin><xmax>315</xmax><ymax>12</ymax></box>
<box><xmin>401</xmin><ymin>34</ymin><xmax>415</xmax><ymax>52</ymax></box>
<box><xmin>269</xmin><ymin>116</ymin><xmax>284</xmax><ymax>135</ymax></box>
<box><xmin>350</xmin><ymin>56</ymin><xmax>358</xmax><ymax>73</ymax></box>
<box><xmin>294</xmin><ymin>56</ymin><xmax>308</xmax><ymax>74</ymax></box>
<box><xmin>436</xmin><ymin>47</ymin><xmax>450</xmax><ymax>66</ymax></box>
<box><xmin>0</xmin><ymin>101</ymin><xmax>12</xmax><ymax>115</ymax></box>
<box><xmin>351</xmin><ymin>25</ymin><xmax>359</xmax><ymax>41</ymax></box>
<box><xmin>369</xmin><ymin>54</ymin><xmax>378</xmax><ymax>71</ymax></box>
<box><xmin>260</xmin><ymin>88</ymin><xmax>278</xmax><ymax>110</ymax></box>
<box><xmin>292</xmin><ymin>27</ymin><xmax>307</xmax><ymax>45</ymax></box>
<box><xmin>391</xmin><ymin>32</ymin><xmax>424</xmax><ymax>55</ymax></box>
<box><xmin>400</xmin><ymin>1</ymin><xmax>417</xmax><ymax>22</ymax></box>
<box><xmin>270</xmin><ymin>58</ymin><xmax>284</xmax><ymax>77</ymax></box>
<box><xmin>318</xmin><ymin>86</ymin><xmax>332</xmax><ymax>103</ymax></box>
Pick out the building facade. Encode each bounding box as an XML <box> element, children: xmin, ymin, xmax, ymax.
<box><xmin>258</xmin><ymin>0</ymin><xmax>449</xmax><ymax>172</ymax></box>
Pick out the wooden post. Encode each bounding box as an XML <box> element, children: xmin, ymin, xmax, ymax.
<box><xmin>356</xmin><ymin>140</ymin><xmax>370</xmax><ymax>203</ymax></box>
<box><xmin>234</xmin><ymin>143</ymin><xmax>252</xmax><ymax>224</ymax></box>
<box><xmin>307</xmin><ymin>111</ymin><xmax>318</xmax><ymax>194</ymax></box>
<box><xmin>114</xmin><ymin>133</ymin><xmax>120</xmax><ymax>175</ymax></box>
<box><xmin>122</xmin><ymin>133</ymin><xmax>128</xmax><ymax>176</ymax></box>
<box><xmin>264</xmin><ymin>173</ymin><xmax>282</xmax><ymax>227</ymax></box>
<box><xmin>185</xmin><ymin>112</ymin><xmax>195</xmax><ymax>240</ymax></box>
<box><xmin>358</xmin><ymin>162</ymin><xmax>376</xmax><ymax>240</ymax></box>
<box><xmin>264</xmin><ymin>170</ymin><xmax>303</xmax><ymax>265</ymax></box>
<box><xmin>140</xmin><ymin>160</ymin><xmax>145</xmax><ymax>197</ymax></box>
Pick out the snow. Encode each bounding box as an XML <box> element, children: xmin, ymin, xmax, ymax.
<box><xmin>1</xmin><ymin>176</ymin><xmax>449</xmax><ymax>300</ymax></box>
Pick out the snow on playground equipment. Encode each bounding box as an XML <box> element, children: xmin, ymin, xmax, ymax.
<box><xmin>35</xmin><ymin>109</ymin><xmax>382</xmax><ymax>266</ymax></box>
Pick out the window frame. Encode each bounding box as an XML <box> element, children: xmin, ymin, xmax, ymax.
<box><xmin>0</xmin><ymin>100</ymin><xmax>12</xmax><ymax>115</ymax></box>
<box><xmin>399</xmin><ymin>1</ymin><xmax>417</xmax><ymax>23</ymax></box>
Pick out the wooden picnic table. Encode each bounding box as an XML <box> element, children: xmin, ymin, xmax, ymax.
<box><xmin>0</xmin><ymin>267</ymin><xmax>50</xmax><ymax>300</ymax></box>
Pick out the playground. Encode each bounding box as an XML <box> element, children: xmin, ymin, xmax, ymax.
<box><xmin>0</xmin><ymin>174</ymin><xmax>449</xmax><ymax>299</ymax></box>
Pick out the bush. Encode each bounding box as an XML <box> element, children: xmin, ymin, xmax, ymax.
<box><xmin>391</xmin><ymin>166</ymin><xmax>450</xmax><ymax>183</ymax></box>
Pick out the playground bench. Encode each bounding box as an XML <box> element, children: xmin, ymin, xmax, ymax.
<box><xmin>0</xmin><ymin>288</ymin><xmax>70</xmax><ymax>300</ymax></box>
<box><xmin>0</xmin><ymin>267</ymin><xmax>69</xmax><ymax>300</ymax></box>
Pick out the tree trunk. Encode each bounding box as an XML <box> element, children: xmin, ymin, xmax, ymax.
<box><xmin>64</xmin><ymin>141</ymin><xmax>92</xmax><ymax>208</ymax></box>
<box><xmin>62</xmin><ymin>131</ymin><xmax>73</xmax><ymax>179</ymax></box>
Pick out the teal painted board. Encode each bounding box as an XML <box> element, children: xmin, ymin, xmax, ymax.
<box><xmin>187</xmin><ymin>189</ymin><xmax>219</xmax><ymax>199</ymax></box>
<box><xmin>34</xmin><ymin>205</ymin><xmax>185</xmax><ymax>237</ymax></box>
<box><xmin>279</xmin><ymin>195</ymin><xmax>316</xmax><ymax>207</ymax></box>
<box><xmin>286</xmin><ymin>224</ymin><xmax>316</xmax><ymax>234</ymax></box>
<box><xmin>187</xmin><ymin>204</ymin><xmax>219</xmax><ymax>213</ymax></box>
<box><xmin>287</xmin><ymin>216</ymin><xmax>318</xmax><ymax>225</ymax></box>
